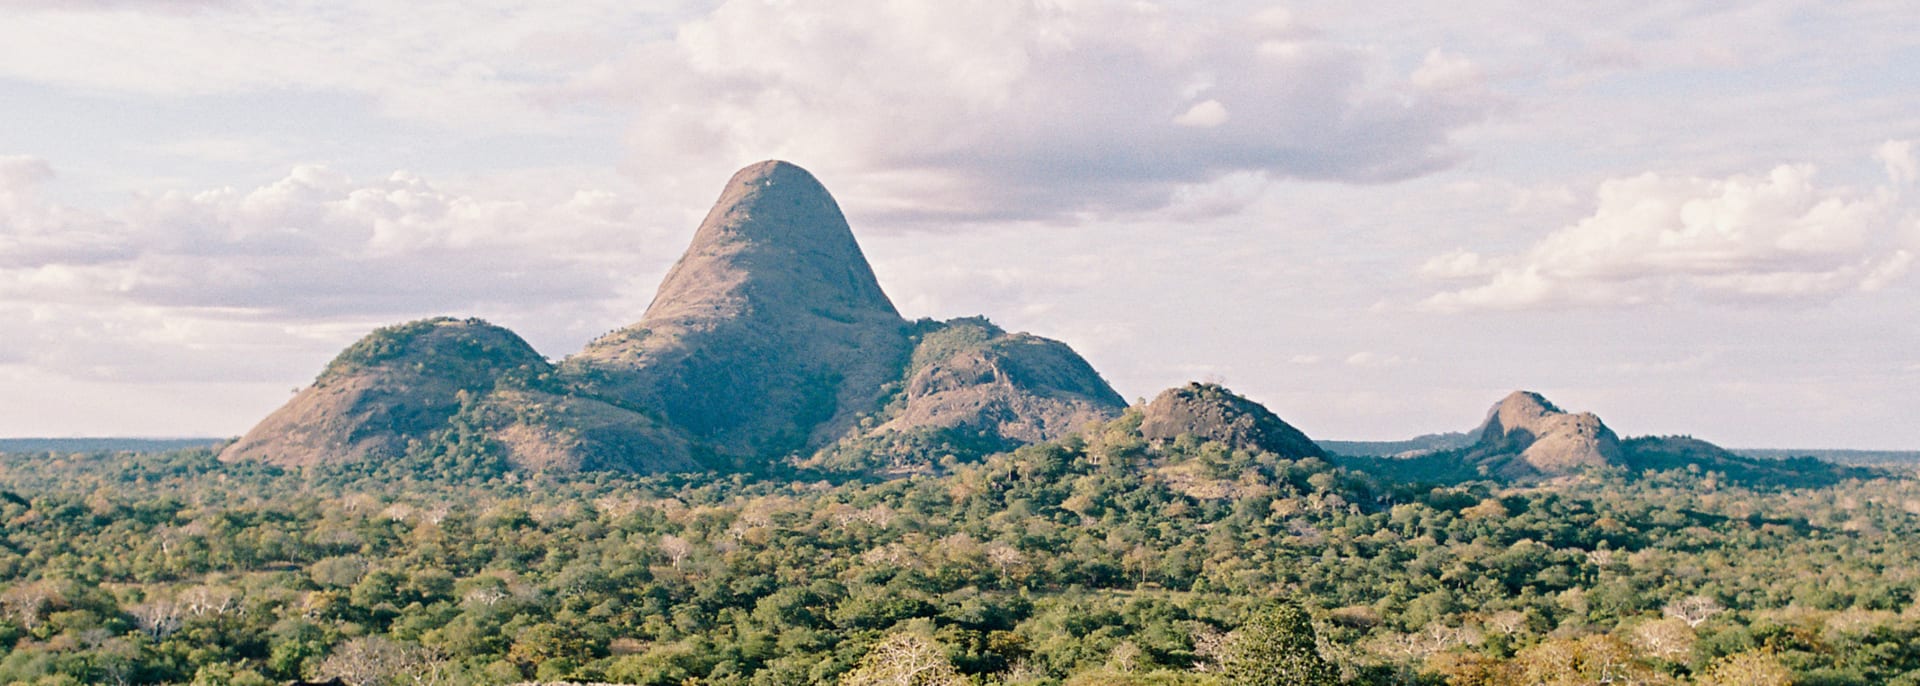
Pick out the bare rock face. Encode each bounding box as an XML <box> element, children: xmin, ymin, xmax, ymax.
<box><xmin>462</xmin><ymin>389</ymin><xmax>697</xmax><ymax>473</ymax></box>
<box><xmin>878</xmin><ymin>318</ymin><xmax>1125</xmax><ymax>443</ymax></box>
<box><xmin>1139</xmin><ymin>382</ymin><xmax>1324</xmax><ymax>459</ymax></box>
<box><xmin>220</xmin><ymin>318</ymin><xmax>547</xmax><ymax>466</ymax></box>
<box><xmin>1469</xmin><ymin>391</ymin><xmax>1622</xmax><ymax>477</ymax></box>
<box><xmin>563</xmin><ymin>161</ymin><xmax>910</xmax><ymax>461</ymax></box>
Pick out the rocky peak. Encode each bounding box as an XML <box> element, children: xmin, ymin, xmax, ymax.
<box><xmin>1139</xmin><ymin>382</ymin><xmax>1324</xmax><ymax>459</ymax></box>
<box><xmin>220</xmin><ymin>318</ymin><xmax>547</xmax><ymax>466</ymax></box>
<box><xmin>565</xmin><ymin>160</ymin><xmax>910</xmax><ymax>460</ymax></box>
<box><xmin>642</xmin><ymin>160</ymin><xmax>900</xmax><ymax>328</ymax></box>
<box><xmin>1470</xmin><ymin>390</ymin><xmax>1622</xmax><ymax>476</ymax></box>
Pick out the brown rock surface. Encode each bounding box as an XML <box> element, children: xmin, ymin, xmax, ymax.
<box><xmin>465</xmin><ymin>389</ymin><xmax>697</xmax><ymax>473</ymax></box>
<box><xmin>219</xmin><ymin>318</ymin><xmax>546</xmax><ymax>466</ymax></box>
<box><xmin>871</xmin><ymin>317</ymin><xmax>1126</xmax><ymax>445</ymax></box>
<box><xmin>1138</xmin><ymin>382</ymin><xmax>1324</xmax><ymax>459</ymax></box>
<box><xmin>1469</xmin><ymin>390</ymin><xmax>1623</xmax><ymax>477</ymax></box>
<box><xmin>563</xmin><ymin>160</ymin><xmax>910</xmax><ymax>460</ymax></box>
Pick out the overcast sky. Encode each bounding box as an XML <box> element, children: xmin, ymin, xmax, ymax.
<box><xmin>2</xmin><ymin>0</ymin><xmax>1916</xmax><ymax>448</ymax></box>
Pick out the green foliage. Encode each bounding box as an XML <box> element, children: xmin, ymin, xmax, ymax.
<box><xmin>1219</xmin><ymin>602</ymin><xmax>1337</xmax><ymax>686</ymax></box>
<box><xmin>1</xmin><ymin>418</ymin><xmax>1917</xmax><ymax>684</ymax></box>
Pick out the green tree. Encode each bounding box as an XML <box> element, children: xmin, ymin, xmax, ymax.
<box><xmin>1220</xmin><ymin>602</ymin><xmax>1337</xmax><ymax>686</ymax></box>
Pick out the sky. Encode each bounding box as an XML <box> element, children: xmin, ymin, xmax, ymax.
<box><xmin>1</xmin><ymin>0</ymin><xmax>1916</xmax><ymax>449</ymax></box>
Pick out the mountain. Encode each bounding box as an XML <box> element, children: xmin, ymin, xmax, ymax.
<box><xmin>1317</xmin><ymin>432</ymin><xmax>1476</xmax><ymax>458</ymax></box>
<box><xmin>561</xmin><ymin>161</ymin><xmax>911</xmax><ymax>461</ymax></box>
<box><xmin>1138</xmin><ymin>382</ymin><xmax>1323</xmax><ymax>459</ymax></box>
<box><xmin>811</xmin><ymin>317</ymin><xmax>1127</xmax><ymax>471</ymax></box>
<box><xmin>1335</xmin><ymin>390</ymin><xmax>1875</xmax><ymax>487</ymax></box>
<box><xmin>0</xmin><ymin>438</ymin><xmax>223</xmax><ymax>454</ymax></box>
<box><xmin>226</xmin><ymin>161</ymin><xmax>1124</xmax><ymax>474</ymax></box>
<box><xmin>1468</xmin><ymin>390</ymin><xmax>1623</xmax><ymax>479</ymax></box>
<box><xmin>220</xmin><ymin>318</ymin><xmax>547</xmax><ymax>466</ymax></box>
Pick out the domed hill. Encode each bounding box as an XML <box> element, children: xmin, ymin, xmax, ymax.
<box><xmin>561</xmin><ymin>161</ymin><xmax>911</xmax><ymax>460</ymax></box>
<box><xmin>815</xmin><ymin>317</ymin><xmax>1127</xmax><ymax>468</ymax></box>
<box><xmin>220</xmin><ymin>318</ymin><xmax>549</xmax><ymax>466</ymax></box>
<box><xmin>1336</xmin><ymin>390</ymin><xmax>1875</xmax><ymax>487</ymax></box>
<box><xmin>1138</xmin><ymin>382</ymin><xmax>1324</xmax><ymax>459</ymax></box>
<box><xmin>1468</xmin><ymin>390</ymin><xmax>1623</xmax><ymax>478</ymax></box>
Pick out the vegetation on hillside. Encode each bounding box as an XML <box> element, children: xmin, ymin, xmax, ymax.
<box><xmin>3</xmin><ymin>415</ymin><xmax>1918</xmax><ymax>685</ymax></box>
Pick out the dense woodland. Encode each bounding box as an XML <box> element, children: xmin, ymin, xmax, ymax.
<box><xmin>4</xmin><ymin>412</ymin><xmax>1920</xmax><ymax>685</ymax></box>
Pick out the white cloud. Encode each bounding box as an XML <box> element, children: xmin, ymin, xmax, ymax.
<box><xmin>1410</xmin><ymin>49</ymin><xmax>1482</xmax><ymax>90</ymax></box>
<box><xmin>1422</xmin><ymin>156</ymin><xmax>1916</xmax><ymax>311</ymax></box>
<box><xmin>0</xmin><ymin>1</ymin><xmax>684</xmax><ymax>132</ymax></box>
<box><xmin>1345</xmin><ymin>352</ymin><xmax>1409</xmax><ymax>369</ymax></box>
<box><xmin>1173</xmin><ymin>100</ymin><xmax>1230</xmax><ymax>128</ymax></box>
<box><xmin>0</xmin><ymin>1</ymin><xmax>1494</xmax><ymax>223</ymax></box>
<box><xmin>1878</xmin><ymin>139</ymin><xmax>1916</xmax><ymax>185</ymax></box>
<box><xmin>0</xmin><ymin>159</ymin><xmax>681</xmax><ymax>381</ymax></box>
<box><xmin>581</xmin><ymin>0</ymin><xmax>1493</xmax><ymax>222</ymax></box>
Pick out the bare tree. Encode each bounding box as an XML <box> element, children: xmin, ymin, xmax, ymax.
<box><xmin>129</xmin><ymin>599</ymin><xmax>185</xmax><ymax>639</ymax></box>
<box><xmin>0</xmin><ymin>581</ymin><xmax>58</xmax><ymax>630</ymax></box>
<box><xmin>1663</xmin><ymin>595</ymin><xmax>1725</xmax><ymax>628</ymax></box>
<box><xmin>314</xmin><ymin>636</ymin><xmax>454</xmax><ymax>686</ymax></box>
<box><xmin>839</xmin><ymin>632</ymin><xmax>966</xmax><ymax>686</ymax></box>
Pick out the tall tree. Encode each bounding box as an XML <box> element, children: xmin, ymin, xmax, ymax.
<box><xmin>1220</xmin><ymin>601</ymin><xmax>1339</xmax><ymax>686</ymax></box>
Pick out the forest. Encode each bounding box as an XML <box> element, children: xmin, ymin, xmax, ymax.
<box><xmin>3</xmin><ymin>410</ymin><xmax>1920</xmax><ymax>685</ymax></box>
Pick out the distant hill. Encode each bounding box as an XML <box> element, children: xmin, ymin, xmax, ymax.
<box><xmin>1735</xmin><ymin>448</ymin><xmax>1920</xmax><ymax>466</ymax></box>
<box><xmin>226</xmin><ymin>161</ymin><xmax>1123</xmax><ymax>475</ymax></box>
<box><xmin>1334</xmin><ymin>390</ymin><xmax>1878</xmax><ymax>488</ymax></box>
<box><xmin>0</xmin><ymin>437</ymin><xmax>223</xmax><ymax>454</ymax></box>
<box><xmin>1318</xmin><ymin>432</ymin><xmax>1476</xmax><ymax>457</ymax></box>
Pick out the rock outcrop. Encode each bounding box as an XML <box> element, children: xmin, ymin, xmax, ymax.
<box><xmin>462</xmin><ymin>389</ymin><xmax>697</xmax><ymax>473</ymax></box>
<box><xmin>220</xmin><ymin>318</ymin><xmax>546</xmax><ymax>466</ymax></box>
<box><xmin>878</xmin><ymin>318</ymin><xmax>1125</xmax><ymax>443</ymax></box>
<box><xmin>226</xmin><ymin>161</ymin><xmax>1127</xmax><ymax>475</ymax></box>
<box><xmin>1138</xmin><ymin>382</ymin><xmax>1324</xmax><ymax>459</ymax></box>
<box><xmin>1468</xmin><ymin>391</ymin><xmax>1623</xmax><ymax>477</ymax></box>
<box><xmin>562</xmin><ymin>161</ymin><xmax>910</xmax><ymax>460</ymax></box>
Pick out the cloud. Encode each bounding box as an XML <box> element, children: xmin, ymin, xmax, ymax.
<box><xmin>1878</xmin><ymin>139</ymin><xmax>1917</xmax><ymax>185</ymax></box>
<box><xmin>581</xmin><ymin>0</ymin><xmax>1494</xmax><ymax>222</ymax></box>
<box><xmin>0</xmin><ymin>1</ymin><xmax>682</xmax><ymax>132</ymax></box>
<box><xmin>1421</xmin><ymin>156</ymin><xmax>1917</xmax><ymax>311</ymax></box>
<box><xmin>0</xmin><ymin>159</ymin><xmax>679</xmax><ymax>381</ymax></box>
<box><xmin>1345</xmin><ymin>352</ymin><xmax>1410</xmax><ymax>369</ymax></box>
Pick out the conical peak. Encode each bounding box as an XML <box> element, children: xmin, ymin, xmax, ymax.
<box><xmin>642</xmin><ymin>160</ymin><xmax>898</xmax><ymax>325</ymax></box>
<box><xmin>692</xmin><ymin>160</ymin><xmax>852</xmax><ymax>253</ymax></box>
<box><xmin>1495</xmin><ymin>390</ymin><xmax>1561</xmax><ymax>418</ymax></box>
<box><xmin>1476</xmin><ymin>390</ymin><xmax>1568</xmax><ymax>445</ymax></box>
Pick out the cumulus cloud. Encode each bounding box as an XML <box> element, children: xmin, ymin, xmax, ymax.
<box><xmin>0</xmin><ymin>159</ymin><xmax>673</xmax><ymax>381</ymax></box>
<box><xmin>0</xmin><ymin>1</ymin><xmax>1493</xmax><ymax>223</ymax></box>
<box><xmin>1421</xmin><ymin>156</ymin><xmax>1917</xmax><ymax>311</ymax></box>
<box><xmin>579</xmin><ymin>0</ymin><xmax>1494</xmax><ymax>221</ymax></box>
<box><xmin>1878</xmin><ymin>139</ymin><xmax>1917</xmax><ymax>185</ymax></box>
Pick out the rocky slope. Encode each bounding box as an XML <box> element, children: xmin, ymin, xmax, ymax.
<box><xmin>1335</xmin><ymin>390</ymin><xmax>1872</xmax><ymax>487</ymax></box>
<box><xmin>561</xmin><ymin>161</ymin><xmax>911</xmax><ymax>461</ymax></box>
<box><xmin>1138</xmin><ymin>382</ymin><xmax>1323</xmax><ymax>459</ymax></box>
<box><xmin>220</xmin><ymin>318</ymin><xmax>547</xmax><ymax>466</ymax></box>
<box><xmin>1468</xmin><ymin>390</ymin><xmax>1623</xmax><ymax>478</ymax></box>
<box><xmin>226</xmin><ymin>161</ymin><xmax>1125</xmax><ymax>474</ymax></box>
<box><xmin>813</xmin><ymin>318</ymin><xmax>1127</xmax><ymax>469</ymax></box>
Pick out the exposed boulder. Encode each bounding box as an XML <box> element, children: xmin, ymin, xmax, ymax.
<box><xmin>1138</xmin><ymin>382</ymin><xmax>1324</xmax><ymax>459</ymax></box>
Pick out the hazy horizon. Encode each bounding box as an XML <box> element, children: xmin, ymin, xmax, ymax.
<box><xmin>2</xmin><ymin>1</ymin><xmax>1915</xmax><ymax>449</ymax></box>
